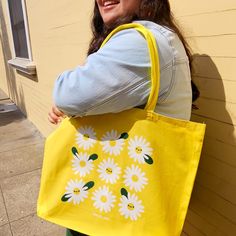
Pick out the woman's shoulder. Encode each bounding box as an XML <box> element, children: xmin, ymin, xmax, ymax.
<box><xmin>101</xmin><ymin>20</ymin><xmax>176</xmax><ymax>69</ymax></box>
<box><xmin>109</xmin><ymin>20</ymin><xmax>174</xmax><ymax>47</ymax></box>
<box><xmin>134</xmin><ymin>20</ymin><xmax>173</xmax><ymax>34</ymax></box>
<box><xmin>134</xmin><ymin>20</ymin><xmax>189</xmax><ymax>63</ymax></box>
<box><xmin>105</xmin><ymin>20</ymin><xmax>173</xmax><ymax>47</ymax></box>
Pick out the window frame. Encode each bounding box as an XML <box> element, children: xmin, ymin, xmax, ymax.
<box><xmin>7</xmin><ymin>0</ymin><xmax>36</xmax><ymax>75</ymax></box>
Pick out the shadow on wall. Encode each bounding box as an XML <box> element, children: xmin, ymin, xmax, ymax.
<box><xmin>191</xmin><ymin>53</ymin><xmax>235</xmax><ymax>152</ymax></box>
<box><xmin>185</xmin><ymin>54</ymin><xmax>236</xmax><ymax>232</ymax></box>
<box><xmin>0</xmin><ymin>1</ymin><xmax>27</xmax><ymax>122</ymax></box>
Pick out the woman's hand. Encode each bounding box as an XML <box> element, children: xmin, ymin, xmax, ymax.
<box><xmin>48</xmin><ymin>105</ymin><xmax>65</xmax><ymax>124</ymax></box>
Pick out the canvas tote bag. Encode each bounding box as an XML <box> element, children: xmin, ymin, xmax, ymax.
<box><xmin>37</xmin><ymin>23</ymin><xmax>206</xmax><ymax>236</ymax></box>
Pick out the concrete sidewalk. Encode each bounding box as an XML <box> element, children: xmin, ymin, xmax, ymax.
<box><xmin>0</xmin><ymin>90</ymin><xmax>65</xmax><ymax>236</ymax></box>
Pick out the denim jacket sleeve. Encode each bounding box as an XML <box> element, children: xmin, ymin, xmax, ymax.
<box><xmin>53</xmin><ymin>27</ymin><xmax>172</xmax><ymax>117</ymax></box>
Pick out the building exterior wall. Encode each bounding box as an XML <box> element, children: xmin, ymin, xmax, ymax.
<box><xmin>170</xmin><ymin>0</ymin><xmax>236</xmax><ymax>235</ymax></box>
<box><xmin>0</xmin><ymin>0</ymin><xmax>236</xmax><ymax>235</ymax></box>
<box><xmin>0</xmin><ymin>0</ymin><xmax>93</xmax><ymax>135</ymax></box>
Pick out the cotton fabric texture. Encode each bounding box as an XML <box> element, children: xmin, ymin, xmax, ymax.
<box><xmin>53</xmin><ymin>21</ymin><xmax>192</xmax><ymax>120</ymax></box>
<box><xmin>37</xmin><ymin>24</ymin><xmax>205</xmax><ymax>236</ymax></box>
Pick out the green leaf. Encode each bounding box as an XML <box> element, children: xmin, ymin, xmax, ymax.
<box><xmin>119</xmin><ymin>132</ymin><xmax>129</xmax><ymax>140</ymax></box>
<box><xmin>144</xmin><ymin>154</ymin><xmax>154</xmax><ymax>165</ymax></box>
<box><xmin>121</xmin><ymin>188</ymin><xmax>128</xmax><ymax>198</ymax></box>
<box><xmin>83</xmin><ymin>181</ymin><xmax>94</xmax><ymax>190</ymax></box>
<box><xmin>88</xmin><ymin>154</ymin><xmax>98</xmax><ymax>161</ymax></box>
<box><xmin>61</xmin><ymin>194</ymin><xmax>71</xmax><ymax>202</ymax></box>
<box><xmin>72</xmin><ymin>147</ymin><xmax>78</xmax><ymax>156</ymax></box>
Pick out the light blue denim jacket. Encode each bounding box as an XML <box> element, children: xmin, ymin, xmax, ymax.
<box><xmin>53</xmin><ymin>21</ymin><xmax>192</xmax><ymax>120</ymax></box>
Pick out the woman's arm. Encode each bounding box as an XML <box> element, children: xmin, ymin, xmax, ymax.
<box><xmin>53</xmin><ymin>28</ymin><xmax>152</xmax><ymax>117</ymax></box>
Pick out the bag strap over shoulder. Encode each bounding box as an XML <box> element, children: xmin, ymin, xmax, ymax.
<box><xmin>101</xmin><ymin>23</ymin><xmax>160</xmax><ymax>112</ymax></box>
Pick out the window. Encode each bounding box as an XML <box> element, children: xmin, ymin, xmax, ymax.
<box><xmin>7</xmin><ymin>0</ymin><xmax>36</xmax><ymax>75</ymax></box>
<box><xmin>8</xmin><ymin>0</ymin><xmax>29</xmax><ymax>58</ymax></box>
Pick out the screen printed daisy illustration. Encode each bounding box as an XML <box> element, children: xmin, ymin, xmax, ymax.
<box><xmin>128</xmin><ymin>136</ymin><xmax>154</xmax><ymax>164</ymax></box>
<box><xmin>119</xmin><ymin>188</ymin><xmax>144</xmax><ymax>221</ymax></box>
<box><xmin>92</xmin><ymin>186</ymin><xmax>116</xmax><ymax>213</ymax></box>
<box><xmin>71</xmin><ymin>147</ymin><xmax>98</xmax><ymax>177</ymax></box>
<box><xmin>98</xmin><ymin>158</ymin><xmax>121</xmax><ymax>184</ymax></box>
<box><xmin>123</xmin><ymin>165</ymin><xmax>148</xmax><ymax>192</ymax></box>
<box><xmin>61</xmin><ymin>180</ymin><xmax>94</xmax><ymax>205</ymax></box>
<box><xmin>76</xmin><ymin>126</ymin><xmax>97</xmax><ymax>150</ymax></box>
<box><xmin>101</xmin><ymin>130</ymin><xmax>128</xmax><ymax>156</ymax></box>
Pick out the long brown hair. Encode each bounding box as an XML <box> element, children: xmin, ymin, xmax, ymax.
<box><xmin>88</xmin><ymin>0</ymin><xmax>199</xmax><ymax>102</ymax></box>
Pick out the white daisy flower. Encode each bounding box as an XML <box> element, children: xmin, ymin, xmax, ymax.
<box><xmin>128</xmin><ymin>136</ymin><xmax>153</xmax><ymax>164</ymax></box>
<box><xmin>119</xmin><ymin>192</ymin><xmax>144</xmax><ymax>221</ymax></box>
<box><xmin>72</xmin><ymin>152</ymin><xmax>94</xmax><ymax>177</ymax></box>
<box><xmin>62</xmin><ymin>180</ymin><xmax>92</xmax><ymax>205</ymax></box>
<box><xmin>123</xmin><ymin>165</ymin><xmax>148</xmax><ymax>192</ymax></box>
<box><xmin>101</xmin><ymin>130</ymin><xmax>125</xmax><ymax>156</ymax></box>
<box><xmin>76</xmin><ymin>126</ymin><xmax>97</xmax><ymax>150</ymax></box>
<box><xmin>98</xmin><ymin>158</ymin><xmax>121</xmax><ymax>184</ymax></box>
<box><xmin>92</xmin><ymin>186</ymin><xmax>116</xmax><ymax>213</ymax></box>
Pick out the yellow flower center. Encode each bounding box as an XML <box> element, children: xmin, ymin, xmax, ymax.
<box><xmin>106</xmin><ymin>168</ymin><xmax>113</xmax><ymax>174</ymax></box>
<box><xmin>83</xmin><ymin>134</ymin><xmax>90</xmax><ymax>140</ymax></box>
<box><xmin>127</xmin><ymin>203</ymin><xmax>135</xmax><ymax>211</ymax></box>
<box><xmin>73</xmin><ymin>188</ymin><xmax>80</xmax><ymax>195</ymax></box>
<box><xmin>109</xmin><ymin>140</ymin><xmax>116</xmax><ymax>147</ymax></box>
<box><xmin>79</xmin><ymin>160</ymin><xmax>86</xmax><ymax>167</ymax></box>
<box><xmin>101</xmin><ymin>196</ymin><xmax>107</xmax><ymax>203</ymax></box>
<box><xmin>135</xmin><ymin>146</ymin><xmax>142</xmax><ymax>154</ymax></box>
<box><xmin>132</xmin><ymin>175</ymin><xmax>139</xmax><ymax>182</ymax></box>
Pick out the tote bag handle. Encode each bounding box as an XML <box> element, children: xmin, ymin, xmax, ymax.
<box><xmin>101</xmin><ymin>23</ymin><xmax>160</xmax><ymax>112</ymax></box>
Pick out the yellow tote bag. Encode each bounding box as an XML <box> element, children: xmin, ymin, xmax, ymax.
<box><xmin>37</xmin><ymin>23</ymin><xmax>205</xmax><ymax>236</ymax></box>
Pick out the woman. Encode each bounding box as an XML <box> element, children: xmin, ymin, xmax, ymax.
<box><xmin>48</xmin><ymin>0</ymin><xmax>198</xmax><ymax>235</ymax></box>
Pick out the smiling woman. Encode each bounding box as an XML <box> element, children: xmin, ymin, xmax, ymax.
<box><xmin>96</xmin><ymin>0</ymin><xmax>141</xmax><ymax>25</ymax></box>
<box><xmin>48</xmin><ymin>0</ymin><xmax>200</xmax><ymax>235</ymax></box>
<box><xmin>50</xmin><ymin>0</ymin><xmax>199</xmax><ymax>124</ymax></box>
